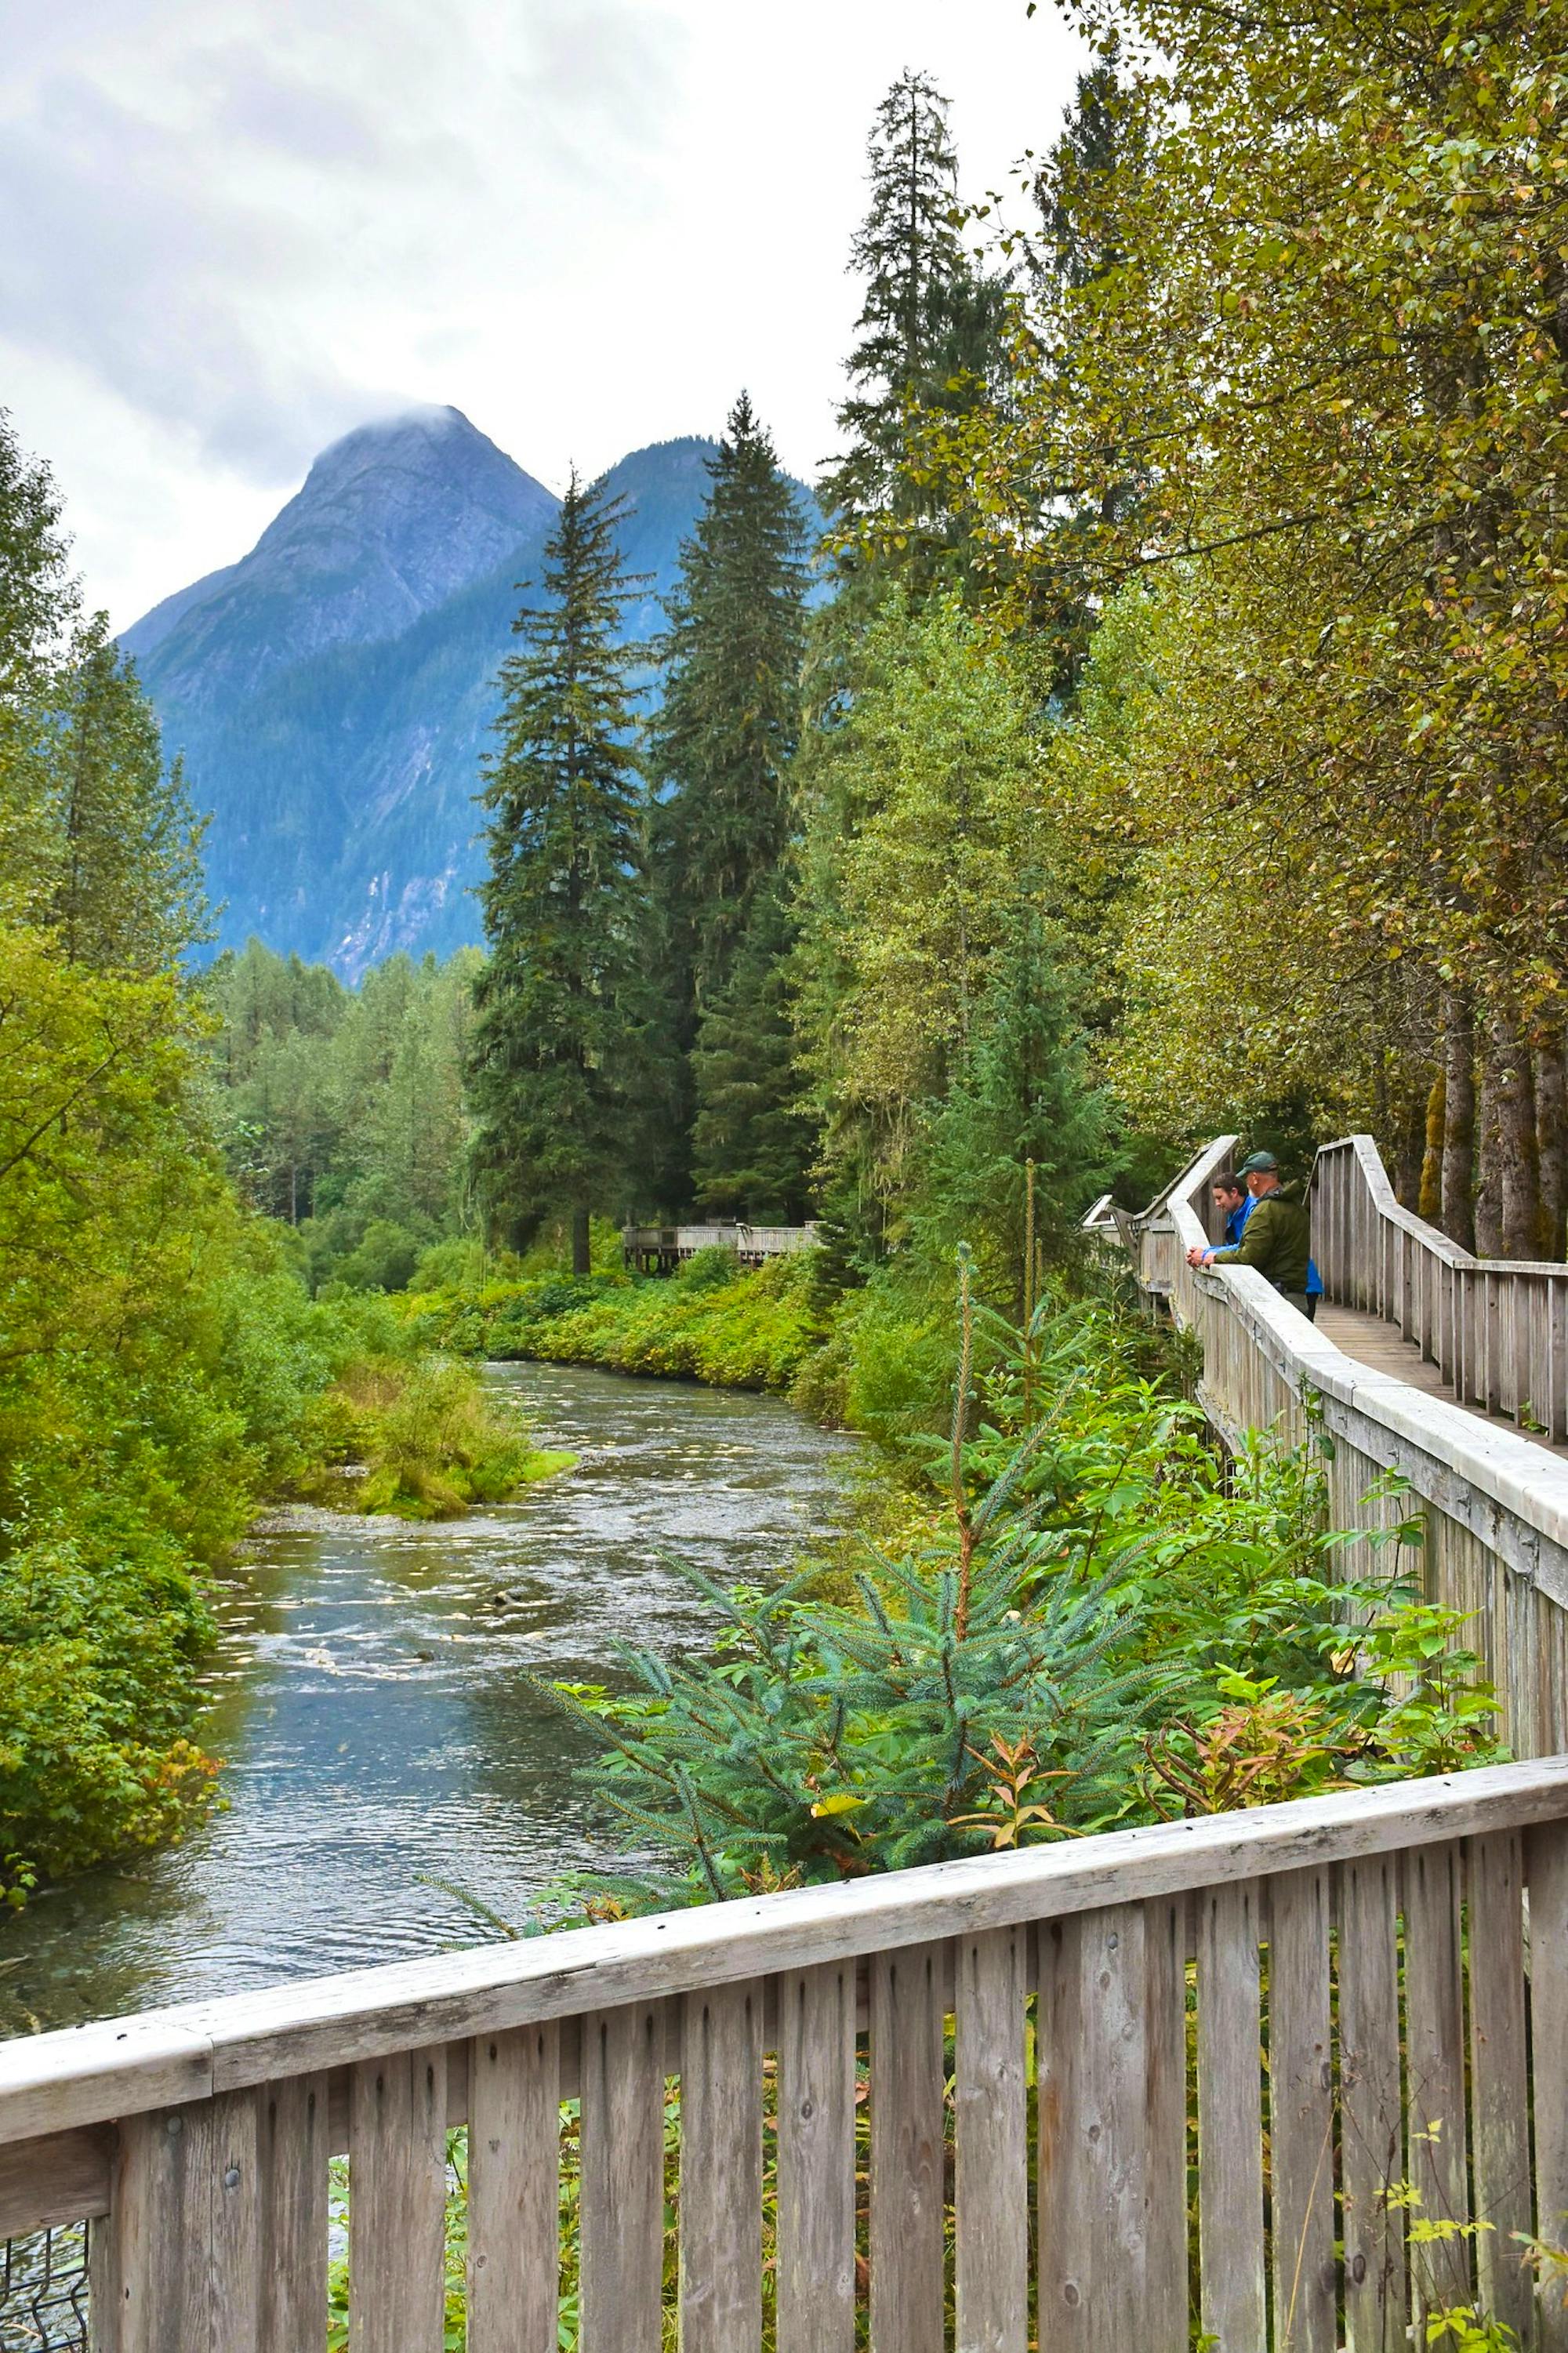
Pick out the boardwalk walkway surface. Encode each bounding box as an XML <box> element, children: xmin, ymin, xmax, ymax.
<box><xmin>1316</xmin><ymin>1298</ymin><xmax>1568</xmax><ymax>1460</ymax></box>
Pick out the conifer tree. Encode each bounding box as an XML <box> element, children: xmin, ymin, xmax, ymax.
<box><xmin>644</xmin><ymin>394</ymin><xmax>811</xmax><ymax>1212</ymax></box>
<box><xmin>469</xmin><ymin>472</ymin><xmax>649</xmax><ymax>1273</ymax></box>
<box><xmin>689</xmin><ymin>875</ymin><xmax>816</xmax><ymax>1220</ymax></box>
<box><xmin>48</xmin><ymin>619</ymin><xmax>208</xmax><ymax>973</ymax></box>
<box><xmin>821</xmin><ymin>71</ymin><xmax>1007</xmax><ymax>586</ymax></box>
<box><xmin>652</xmin><ymin>394</ymin><xmax>811</xmax><ymax>1016</ymax></box>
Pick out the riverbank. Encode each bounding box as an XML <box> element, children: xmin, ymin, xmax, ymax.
<box><xmin>398</xmin><ymin>1247</ymin><xmax>959</xmax><ymax>1448</ymax></box>
<box><xmin>0</xmin><ymin>1364</ymin><xmax>853</xmax><ymax>2033</ymax></box>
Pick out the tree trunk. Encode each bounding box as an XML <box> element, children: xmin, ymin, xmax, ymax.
<box><xmin>1419</xmin><ymin>1069</ymin><xmax>1445</xmax><ymax>1223</ymax></box>
<box><xmin>1440</xmin><ymin>995</ymin><xmax>1476</xmax><ymax>1251</ymax></box>
<box><xmin>572</xmin><ymin>1202</ymin><xmax>592</xmax><ymax>1277</ymax></box>
<box><xmin>1487</xmin><ymin>1012</ymin><xmax>1541</xmax><ymax>1258</ymax></box>
<box><xmin>1395</xmin><ymin>1093</ymin><xmax>1425</xmax><ymax>1211</ymax></box>
<box><xmin>1473</xmin><ymin>1058</ymin><xmax>1503</xmax><ymax>1257</ymax></box>
<box><xmin>1536</xmin><ymin>1029</ymin><xmax>1567</xmax><ymax>1258</ymax></box>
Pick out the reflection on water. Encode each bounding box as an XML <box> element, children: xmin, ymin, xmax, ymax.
<box><xmin>0</xmin><ymin>1363</ymin><xmax>851</xmax><ymax>2033</ymax></box>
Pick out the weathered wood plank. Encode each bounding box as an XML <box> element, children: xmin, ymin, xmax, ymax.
<box><xmin>1403</xmin><ymin>1841</ymin><xmax>1471</xmax><ymax>2319</ymax></box>
<box><xmin>679</xmin><ymin>1978</ymin><xmax>763</xmax><ymax>2353</ymax></box>
<box><xmin>775</xmin><ymin>1960</ymin><xmax>857</xmax><ymax>2353</ymax></box>
<box><xmin>15</xmin><ymin>1761</ymin><xmax>1568</xmax><ymax>2136</ymax></box>
<box><xmin>89</xmin><ymin>2091</ymin><xmax>263</xmax><ymax>2353</ymax></box>
<box><xmin>1465</xmin><ymin>1833</ymin><xmax>1534</xmax><ymax>2344</ymax></box>
<box><xmin>1530</xmin><ymin>1820</ymin><xmax>1568</xmax><ymax>2353</ymax></box>
<box><xmin>1196</xmin><ymin>1879</ymin><xmax>1265</xmax><ymax>2353</ymax></box>
<box><xmin>466</xmin><ymin>2023</ymin><xmax>558</xmax><ymax>2353</ymax></box>
<box><xmin>1040</xmin><ymin>1901</ymin><xmax>1181</xmax><ymax>2351</ymax></box>
<box><xmin>954</xmin><ymin>1924</ymin><xmax>1027</xmax><ymax>2353</ymax></box>
<box><xmin>1338</xmin><ymin>1855</ymin><xmax>1406</xmax><ymax>2353</ymax></box>
<box><xmin>0</xmin><ymin>2122</ymin><xmax>113</xmax><ymax>2238</ymax></box>
<box><xmin>1142</xmin><ymin>1893</ymin><xmax>1190</xmax><ymax>2351</ymax></box>
<box><xmin>209</xmin><ymin>2089</ymin><xmax>262</xmax><ymax>2353</ymax></box>
<box><xmin>1268</xmin><ymin>1868</ymin><xmax>1335</xmax><ymax>2353</ymax></box>
<box><xmin>869</xmin><ymin>1940</ymin><xmax>945</xmax><ymax>2353</ymax></box>
<box><xmin>579</xmin><ymin>2002</ymin><xmax>665</xmax><ymax>2353</ymax></box>
<box><xmin>347</xmin><ymin>2046</ymin><xmax>448</xmax><ymax>2353</ymax></box>
<box><xmin>258</xmin><ymin>2073</ymin><xmax>328</xmax><ymax>2353</ymax></box>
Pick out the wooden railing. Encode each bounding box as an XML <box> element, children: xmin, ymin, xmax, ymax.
<box><xmin>1104</xmin><ymin>1138</ymin><xmax>1568</xmax><ymax>1759</ymax></box>
<box><xmin>622</xmin><ymin>1221</ymin><xmax>820</xmax><ymax>1273</ymax></box>
<box><xmin>7</xmin><ymin>1760</ymin><xmax>1568</xmax><ymax>2348</ymax></box>
<box><xmin>1314</xmin><ymin>1134</ymin><xmax>1568</xmax><ymax>1441</ymax></box>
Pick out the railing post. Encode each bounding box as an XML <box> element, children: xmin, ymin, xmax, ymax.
<box><xmin>89</xmin><ymin>2090</ymin><xmax>262</xmax><ymax>2353</ymax></box>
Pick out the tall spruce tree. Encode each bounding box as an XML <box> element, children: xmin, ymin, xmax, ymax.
<box><xmin>647</xmin><ymin>394</ymin><xmax>812</xmax><ymax>1210</ymax></box>
<box><xmin>821</xmin><ymin>71</ymin><xmax>1007</xmax><ymax>587</ymax></box>
<box><xmin>652</xmin><ymin>394</ymin><xmax>811</xmax><ymax>1014</ymax></box>
<box><xmin>689</xmin><ymin>873</ymin><xmax>816</xmax><ymax>1220</ymax></box>
<box><xmin>49</xmin><ymin>619</ymin><xmax>208</xmax><ymax>973</ymax></box>
<box><xmin>469</xmin><ymin>472</ymin><xmax>649</xmax><ymax>1273</ymax></box>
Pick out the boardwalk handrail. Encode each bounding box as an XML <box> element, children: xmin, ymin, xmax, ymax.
<box><xmin>1314</xmin><ymin>1132</ymin><xmax>1568</xmax><ymax>1440</ymax></box>
<box><xmin>1101</xmin><ymin>1135</ymin><xmax>1568</xmax><ymax>1757</ymax></box>
<box><xmin>8</xmin><ymin>1758</ymin><xmax>1568</xmax><ymax>2345</ymax></box>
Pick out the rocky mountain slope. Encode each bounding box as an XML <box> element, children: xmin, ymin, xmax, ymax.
<box><xmin>125</xmin><ymin>411</ymin><xmax>766</xmax><ymax>974</ymax></box>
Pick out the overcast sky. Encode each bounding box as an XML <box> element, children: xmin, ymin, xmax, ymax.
<box><xmin>2</xmin><ymin>0</ymin><xmax>1086</xmax><ymax>627</ymax></box>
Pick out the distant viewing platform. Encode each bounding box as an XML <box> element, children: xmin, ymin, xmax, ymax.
<box><xmin>622</xmin><ymin>1221</ymin><xmax>821</xmax><ymax>1273</ymax></box>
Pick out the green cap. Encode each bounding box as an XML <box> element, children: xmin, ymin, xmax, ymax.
<box><xmin>1236</xmin><ymin>1149</ymin><xmax>1279</xmax><ymax>1175</ymax></box>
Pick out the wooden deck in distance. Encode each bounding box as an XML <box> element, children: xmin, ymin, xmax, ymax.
<box><xmin>1316</xmin><ymin>1300</ymin><xmax>1568</xmax><ymax>1461</ymax></box>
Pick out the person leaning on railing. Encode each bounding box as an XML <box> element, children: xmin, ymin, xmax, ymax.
<box><xmin>1186</xmin><ymin>1150</ymin><xmax>1317</xmax><ymax>1319</ymax></box>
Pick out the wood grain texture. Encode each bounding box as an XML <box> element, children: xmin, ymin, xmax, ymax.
<box><xmin>1268</xmin><ymin>1868</ymin><xmax>1335</xmax><ymax>2353</ymax></box>
<box><xmin>1338</xmin><ymin>1854</ymin><xmax>1407</xmax><ymax>2353</ymax></box>
<box><xmin>258</xmin><ymin>2074</ymin><xmax>328</xmax><ymax>2353</ymax></box>
<box><xmin>1141</xmin><ymin>1893</ymin><xmax>1190</xmax><ymax>2352</ymax></box>
<box><xmin>775</xmin><ymin>1960</ymin><xmax>857</xmax><ymax>2353</ymax></box>
<box><xmin>0</xmin><ymin>2123</ymin><xmax>113</xmax><ymax>2238</ymax></box>
<box><xmin>579</xmin><ymin>2002</ymin><xmax>665</xmax><ymax>2353</ymax></box>
<box><xmin>1403</xmin><ymin>1841</ymin><xmax>1471</xmax><ymax>2319</ymax></box>
<box><xmin>88</xmin><ymin>2092</ymin><xmax>262</xmax><ymax>2353</ymax></box>
<box><xmin>1196</xmin><ymin>1879</ymin><xmax>1265</xmax><ymax>2353</ymax></box>
<box><xmin>1040</xmin><ymin>1902</ymin><xmax>1181</xmax><ymax>2351</ymax></box>
<box><xmin>953</xmin><ymin>1925</ymin><xmax>1028</xmax><ymax>2353</ymax></box>
<box><xmin>679</xmin><ymin>1979</ymin><xmax>764</xmax><ymax>2353</ymax></box>
<box><xmin>466</xmin><ymin>2023</ymin><xmax>559</xmax><ymax>2353</ymax></box>
<box><xmin>1530</xmin><ymin>1819</ymin><xmax>1568</xmax><ymax>2353</ymax></box>
<box><xmin>869</xmin><ymin>1941</ymin><xmax>946</xmax><ymax>2353</ymax></box>
<box><xmin>347</xmin><ymin>2046</ymin><xmax>448</xmax><ymax>2353</ymax></box>
<box><xmin>13</xmin><ymin>1763</ymin><xmax>1568</xmax><ymax>2150</ymax></box>
<box><xmin>1465</xmin><ymin>1833</ymin><xmax>1534</xmax><ymax>2344</ymax></box>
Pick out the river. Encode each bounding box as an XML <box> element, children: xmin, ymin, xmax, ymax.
<box><xmin>0</xmin><ymin>1363</ymin><xmax>852</xmax><ymax>2036</ymax></box>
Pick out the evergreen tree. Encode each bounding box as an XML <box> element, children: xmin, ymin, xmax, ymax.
<box><xmin>689</xmin><ymin>875</ymin><xmax>816</xmax><ymax>1220</ymax></box>
<box><xmin>47</xmin><ymin>619</ymin><xmax>208</xmax><ymax>973</ymax></box>
<box><xmin>909</xmin><ymin>897</ymin><xmax>1117</xmax><ymax>1305</ymax></box>
<box><xmin>469</xmin><ymin>472</ymin><xmax>649</xmax><ymax>1273</ymax></box>
<box><xmin>652</xmin><ymin>394</ymin><xmax>811</xmax><ymax>1017</ymax></box>
<box><xmin>821</xmin><ymin>71</ymin><xmax>1007</xmax><ymax>588</ymax></box>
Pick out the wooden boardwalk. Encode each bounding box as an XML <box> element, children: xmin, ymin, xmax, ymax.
<box><xmin>1316</xmin><ymin>1300</ymin><xmax>1568</xmax><ymax>1460</ymax></box>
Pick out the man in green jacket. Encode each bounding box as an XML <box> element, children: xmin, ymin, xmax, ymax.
<box><xmin>1186</xmin><ymin>1151</ymin><xmax>1315</xmax><ymax>1317</ymax></box>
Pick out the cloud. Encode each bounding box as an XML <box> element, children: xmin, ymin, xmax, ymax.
<box><xmin>0</xmin><ymin>0</ymin><xmax>1085</xmax><ymax>624</ymax></box>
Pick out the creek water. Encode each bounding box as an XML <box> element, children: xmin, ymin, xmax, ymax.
<box><xmin>0</xmin><ymin>1362</ymin><xmax>853</xmax><ymax>2037</ymax></box>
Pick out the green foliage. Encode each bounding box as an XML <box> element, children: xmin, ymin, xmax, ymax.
<box><xmin>821</xmin><ymin>69</ymin><xmax>1009</xmax><ymax>594</ymax></box>
<box><xmin>689</xmin><ymin>873</ymin><xmax>818</xmax><ymax>1221</ymax></box>
<box><xmin>407</xmin><ymin>1249</ymin><xmax>822</xmax><ymax>1396</ymax></box>
<box><xmin>470</xmin><ymin>470</ymin><xmax>654</xmax><ymax>1269</ymax></box>
<box><xmin>205</xmin><ymin>938</ymin><xmax>480</xmax><ymax>1281</ymax></box>
<box><xmin>324</xmin><ymin>1354</ymin><xmax>574</xmax><ymax>1520</ymax></box>
<box><xmin>650</xmin><ymin>394</ymin><xmax>811</xmax><ymax>1017</ymax></box>
<box><xmin>545</xmin><ymin>1273</ymin><xmax>1505</xmax><ymax>1905</ymax></box>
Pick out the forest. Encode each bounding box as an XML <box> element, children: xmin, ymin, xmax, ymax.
<box><xmin>2</xmin><ymin>0</ymin><xmax>1563</xmax><ymax>1939</ymax></box>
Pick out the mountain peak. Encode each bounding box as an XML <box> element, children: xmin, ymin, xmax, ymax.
<box><xmin>124</xmin><ymin>404</ymin><xmax>558</xmax><ymax>706</ymax></box>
